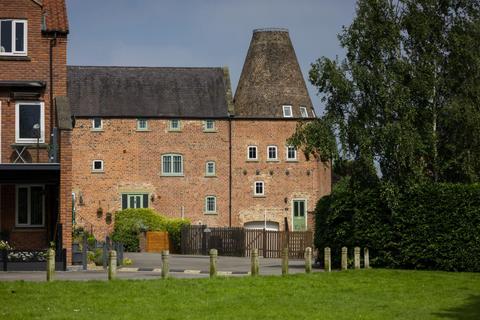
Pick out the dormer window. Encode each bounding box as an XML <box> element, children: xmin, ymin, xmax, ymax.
<box><xmin>300</xmin><ymin>107</ymin><xmax>308</xmax><ymax>118</ymax></box>
<box><xmin>283</xmin><ymin>105</ymin><xmax>293</xmax><ymax>118</ymax></box>
<box><xmin>0</xmin><ymin>20</ymin><xmax>27</xmax><ymax>56</ymax></box>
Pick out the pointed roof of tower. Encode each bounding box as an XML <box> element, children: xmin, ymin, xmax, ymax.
<box><xmin>234</xmin><ymin>28</ymin><xmax>315</xmax><ymax>118</ymax></box>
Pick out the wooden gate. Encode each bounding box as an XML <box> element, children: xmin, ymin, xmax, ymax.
<box><xmin>146</xmin><ymin>231</ymin><xmax>170</xmax><ymax>253</ymax></box>
<box><xmin>181</xmin><ymin>225</ymin><xmax>312</xmax><ymax>259</ymax></box>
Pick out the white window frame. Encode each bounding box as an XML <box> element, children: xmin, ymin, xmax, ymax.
<box><xmin>205</xmin><ymin>196</ymin><xmax>217</xmax><ymax>214</ymax></box>
<box><xmin>203</xmin><ymin>119</ymin><xmax>216</xmax><ymax>132</ymax></box>
<box><xmin>0</xmin><ymin>19</ymin><xmax>28</xmax><ymax>56</ymax></box>
<box><xmin>15</xmin><ymin>184</ymin><xmax>45</xmax><ymax>227</ymax></box>
<box><xmin>254</xmin><ymin>181</ymin><xmax>265</xmax><ymax>196</ymax></box>
<box><xmin>205</xmin><ymin>161</ymin><xmax>216</xmax><ymax>176</ymax></box>
<box><xmin>161</xmin><ymin>153</ymin><xmax>184</xmax><ymax>176</ymax></box>
<box><xmin>92</xmin><ymin>160</ymin><xmax>104</xmax><ymax>172</ymax></box>
<box><xmin>92</xmin><ymin>118</ymin><xmax>103</xmax><ymax>131</ymax></box>
<box><xmin>311</xmin><ymin>108</ymin><xmax>317</xmax><ymax>118</ymax></box>
<box><xmin>267</xmin><ymin>145</ymin><xmax>278</xmax><ymax>161</ymax></box>
<box><xmin>283</xmin><ymin>105</ymin><xmax>293</xmax><ymax>118</ymax></box>
<box><xmin>137</xmin><ymin>118</ymin><xmax>148</xmax><ymax>131</ymax></box>
<box><xmin>247</xmin><ymin>145</ymin><xmax>258</xmax><ymax>161</ymax></box>
<box><xmin>300</xmin><ymin>107</ymin><xmax>308</xmax><ymax>118</ymax></box>
<box><xmin>286</xmin><ymin>146</ymin><xmax>297</xmax><ymax>161</ymax></box>
<box><xmin>169</xmin><ymin>119</ymin><xmax>181</xmax><ymax>131</ymax></box>
<box><xmin>15</xmin><ymin>101</ymin><xmax>45</xmax><ymax>143</ymax></box>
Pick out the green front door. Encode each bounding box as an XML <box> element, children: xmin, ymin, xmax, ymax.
<box><xmin>292</xmin><ymin>200</ymin><xmax>306</xmax><ymax>231</ymax></box>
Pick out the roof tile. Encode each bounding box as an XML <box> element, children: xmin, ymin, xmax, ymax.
<box><xmin>43</xmin><ymin>0</ymin><xmax>69</xmax><ymax>33</ymax></box>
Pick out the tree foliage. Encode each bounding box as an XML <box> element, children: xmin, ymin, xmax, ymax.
<box><xmin>293</xmin><ymin>0</ymin><xmax>480</xmax><ymax>185</ymax></box>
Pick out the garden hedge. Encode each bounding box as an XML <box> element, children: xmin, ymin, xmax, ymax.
<box><xmin>315</xmin><ymin>180</ymin><xmax>480</xmax><ymax>271</ymax></box>
<box><xmin>111</xmin><ymin>208</ymin><xmax>190</xmax><ymax>252</ymax></box>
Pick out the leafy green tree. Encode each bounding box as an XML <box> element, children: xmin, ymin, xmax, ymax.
<box><xmin>292</xmin><ymin>0</ymin><xmax>480</xmax><ymax>185</ymax></box>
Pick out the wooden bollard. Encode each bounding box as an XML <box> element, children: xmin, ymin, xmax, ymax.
<box><xmin>46</xmin><ymin>248</ymin><xmax>55</xmax><ymax>282</ymax></box>
<box><xmin>281</xmin><ymin>247</ymin><xmax>289</xmax><ymax>275</ymax></box>
<box><xmin>108</xmin><ymin>250</ymin><xmax>117</xmax><ymax>280</ymax></box>
<box><xmin>251</xmin><ymin>248</ymin><xmax>259</xmax><ymax>276</ymax></box>
<box><xmin>209</xmin><ymin>249</ymin><xmax>218</xmax><ymax>277</ymax></box>
<box><xmin>354</xmin><ymin>247</ymin><xmax>360</xmax><ymax>270</ymax></box>
<box><xmin>341</xmin><ymin>247</ymin><xmax>348</xmax><ymax>270</ymax></box>
<box><xmin>161</xmin><ymin>250</ymin><xmax>169</xmax><ymax>279</ymax></box>
<box><xmin>305</xmin><ymin>247</ymin><xmax>312</xmax><ymax>274</ymax></box>
<box><xmin>364</xmin><ymin>248</ymin><xmax>370</xmax><ymax>269</ymax></box>
<box><xmin>324</xmin><ymin>247</ymin><xmax>331</xmax><ymax>272</ymax></box>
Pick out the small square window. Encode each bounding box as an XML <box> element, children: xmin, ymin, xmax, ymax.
<box><xmin>206</xmin><ymin>161</ymin><xmax>216</xmax><ymax>176</ymax></box>
<box><xmin>92</xmin><ymin>160</ymin><xmax>104</xmax><ymax>172</ymax></box>
<box><xmin>283</xmin><ymin>105</ymin><xmax>293</xmax><ymax>118</ymax></box>
<box><xmin>92</xmin><ymin>118</ymin><xmax>103</xmax><ymax>130</ymax></box>
<box><xmin>248</xmin><ymin>146</ymin><xmax>258</xmax><ymax>160</ymax></box>
<box><xmin>169</xmin><ymin>119</ymin><xmax>181</xmax><ymax>131</ymax></box>
<box><xmin>254</xmin><ymin>181</ymin><xmax>264</xmax><ymax>196</ymax></box>
<box><xmin>137</xmin><ymin>119</ymin><xmax>148</xmax><ymax>130</ymax></box>
<box><xmin>286</xmin><ymin>146</ymin><xmax>297</xmax><ymax>161</ymax></box>
<box><xmin>267</xmin><ymin>146</ymin><xmax>278</xmax><ymax>161</ymax></box>
<box><xmin>205</xmin><ymin>196</ymin><xmax>217</xmax><ymax>213</ymax></box>
<box><xmin>300</xmin><ymin>107</ymin><xmax>308</xmax><ymax>118</ymax></box>
<box><xmin>204</xmin><ymin>120</ymin><xmax>216</xmax><ymax>132</ymax></box>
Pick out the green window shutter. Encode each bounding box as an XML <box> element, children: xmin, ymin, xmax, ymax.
<box><xmin>122</xmin><ymin>194</ymin><xmax>128</xmax><ymax>210</ymax></box>
<box><xmin>143</xmin><ymin>194</ymin><xmax>149</xmax><ymax>208</ymax></box>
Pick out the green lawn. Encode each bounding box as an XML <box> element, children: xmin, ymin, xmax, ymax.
<box><xmin>0</xmin><ymin>270</ymin><xmax>479</xmax><ymax>319</ymax></box>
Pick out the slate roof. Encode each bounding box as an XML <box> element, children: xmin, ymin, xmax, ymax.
<box><xmin>42</xmin><ymin>0</ymin><xmax>69</xmax><ymax>33</ymax></box>
<box><xmin>68</xmin><ymin>66</ymin><xmax>230</xmax><ymax>118</ymax></box>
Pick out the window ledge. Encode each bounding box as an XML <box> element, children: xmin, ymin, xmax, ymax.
<box><xmin>161</xmin><ymin>174</ymin><xmax>185</xmax><ymax>177</ymax></box>
<box><xmin>90</xmin><ymin>129</ymin><xmax>104</xmax><ymax>132</ymax></box>
<box><xmin>253</xmin><ymin>195</ymin><xmax>266</xmax><ymax>198</ymax></box>
<box><xmin>0</xmin><ymin>56</ymin><xmax>30</xmax><ymax>61</ymax></box>
<box><xmin>203</xmin><ymin>130</ymin><xmax>217</xmax><ymax>133</ymax></box>
<box><xmin>246</xmin><ymin>159</ymin><xmax>259</xmax><ymax>163</ymax></box>
<box><xmin>267</xmin><ymin>160</ymin><xmax>280</xmax><ymax>163</ymax></box>
<box><xmin>286</xmin><ymin>160</ymin><xmax>299</xmax><ymax>163</ymax></box>
<box><xmin>204</xmin><ymin>212</ymin><xmax>218</xmax><ymax>215</ymax></box>
<box><xmin>13</xmin><ymin>226</ymin><xmax>46</xmax><ymax>230</ymax></box>
<box><xmin>91</xmin><ymin>170</ymin><xmax>105</xmax><ymax>174</ymax></box>
<box><xmin>136</xmin><ymin>129</ymin><xmax>151</xmax><ymax>132</ymax></box>
<box><xmin>205</xmin><ymin>175</ymin><xmax>217</xmax><ymax>178</ymax></box>
<box><xmin>168</xmin><ymin>130</ymin><xmax>182</xmax><ymax>133</ymax></box>
<box><xmin>12</xmin><ymin>143</ymin><xmax>48</xmax><ymax>149</ymax></box>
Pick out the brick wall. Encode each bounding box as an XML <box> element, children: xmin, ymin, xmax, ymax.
<box><xmin>72</xmin><ymin>118</ymin><xmax>231</xmax><ymax>238</ymax></box>
<box><xmin>72</xmin><ymin>118</ymin><xmax>331</xmax><ymax>238</ymax></box>
<box><xmin>0</xmin><ymin>0</ymin><xmax>71</xmax><ymax>260</ymax></box>
<box><xmin>231</xmin><ymin>120</ymin><xmax>331</xmax><ymax>230</ymax></box>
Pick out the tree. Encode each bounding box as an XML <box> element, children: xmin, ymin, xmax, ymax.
<box><xmin>291</xmin><ymin>0</ymin><xmax>480</xmax><ymax>185</ymax></box>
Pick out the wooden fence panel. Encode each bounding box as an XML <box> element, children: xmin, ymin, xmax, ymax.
<box><xmin>181</xmin><ymin>226</ymin><xmax>313</xmax><ymax>259</ymax></box>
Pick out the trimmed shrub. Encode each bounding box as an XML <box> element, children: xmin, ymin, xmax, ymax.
<box><xmin>315</xmin><ymin>180</ymin><xmax>480</xmax><ymax>271</ymax></box>
<box><xmin>111</xmin><ymin>208</ymin><xmax>190</xmax><ymax>252</ymax></box>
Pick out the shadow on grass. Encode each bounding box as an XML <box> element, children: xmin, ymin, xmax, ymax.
<box><xmin>433</xmin><ymin>295</ymin><xmax>480</xmax><ymax>320</ymax></box>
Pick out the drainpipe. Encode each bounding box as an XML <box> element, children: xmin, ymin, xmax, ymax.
<box><xmin>49</xmin><ymin>33</ymin><xmax>57</xmax><ymax>137</ymax></box>
<box><xmin>228</xmin><ymin>116</ymin><xmax>233</xmax><ymax>227</ymax></box>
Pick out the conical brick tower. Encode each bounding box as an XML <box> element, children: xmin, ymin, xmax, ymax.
<box><xmin>234</xmin><ymin>28</ymin><xmax>315</xmax><ymax>118</ymax></box>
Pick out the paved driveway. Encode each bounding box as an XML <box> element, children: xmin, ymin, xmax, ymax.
<box><xmin>124</xmin><ymin>253</ymin><xmax>320</xmax><ymax>275</ymax></box>
<box><xmin>0</xmin><ymin>254</ymin><xmax>321</xmax><ymax>282</ymax></box>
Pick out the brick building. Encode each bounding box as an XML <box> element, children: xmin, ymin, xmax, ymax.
<box><xmin>0</xmin><ymin>0</ymin><xmax>73</xmax><ymax>262</ymax></box>
<box><xmin>70</xmin><ymin>28</ymin><xmax>331</xmax><ymax>238</ymax></box>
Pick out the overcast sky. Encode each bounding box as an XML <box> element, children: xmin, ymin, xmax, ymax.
<box><xmin>66</xmin><ymin>0</ymin><xmax>357</xmax><ymax>114</ymax></box>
